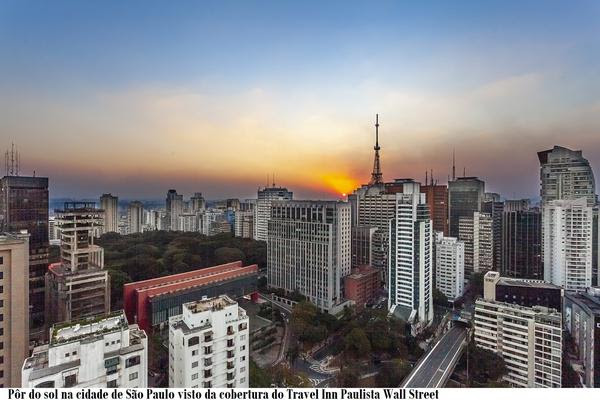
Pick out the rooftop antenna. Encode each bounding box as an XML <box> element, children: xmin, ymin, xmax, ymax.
<box><xmin>425</xmin><ymin>170</ymin><xmax>428</xmax><ymax>186</ymax></box>
<box><xmin>15</xmin><ymin>147</ymin><xmax>20</xmax><ymax>176</ymax></box>
<box><xmin>10</xmin><ymin>142</ymin><xmax>14</xmax><ymax>176</ymax></box>
<box><xmin>369</xmin><ymin>114</ymin><xmax>383</xmax><ymax>185</ymax></box>
<box><xmin>431</xmin><ymin>169</ymin><xmax>434</xmax><ymax>186</ymax></box>
<box><xmin>452</xmin><ymin>148</ymin><xmax>456</xmax><ymax>181</ymax></box>
<box><xmin>4</xmin><ymin>150</ymin><xmax>8</xmax><ymax>176</ymax></box>
<box><xmin>463</xmin><ymin>167</ymin><xmax>466</xmax><ymax>177</ymax></box>
<box><xmin>272</xmin><ymin>173</ymin><xmax>275</xmax><ymax>188</ymax></box>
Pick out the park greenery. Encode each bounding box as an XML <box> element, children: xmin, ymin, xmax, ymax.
<box><xmin>95</xmin><ymin>231</ymin><xmax>266</xmax><ymax>309</ymax></box>
<box><xmin>456</xmin><ymin>341</ymin><xmax>507</xmax><ymax>386</ymax></box>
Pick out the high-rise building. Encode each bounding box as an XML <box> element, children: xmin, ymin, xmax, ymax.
<box><xmin>168</xmin><ymin>295</ymin><xmax>249</xmax><ymax>388</ymax></box>
<box><xmin>434</xmin><ymin>232</ymin><xmax>464</xmax><ymax>302</ymax></box>
<box><xmin>127</xmin><ymin>201</ymin><xmax>144</xmax><ymax>234</ymax></box>
<box><xmin>190</xmin><ymin>192</ymin><xmax>206</xmax><ymax>213</ymax></box>
<box><xmin>234</xmin><ymin>210</ymin><xmax>254</xmax><ymax>239</ymax></box>
<box><xmin>538</xmin><ymin>145</ymin><xmax>597</xmax><ymax>207</ymax></box>
<box><xmin>474</xmin><ymin>298</ymin><xmax>562</xmax><ymax>388</ymax></box>
<box><xmin>483</xmin><ymin>193</ymin><xmax>504</xmax><ymax>270</ymax></box>
<box><xmin>0</xmin><ymin>175</ymin><xmax>49</xmax><ymax>335</ymax></box>
<box><xmin>267</xmin><ymin>200</ymin><xmax>351</xmax><ymax>313</ymax></box>
<box><xmin>0</xmin><ymin>232</ymin><xmax>30</xmax><ymax>387</ymax></box>
<box><xmin>166</xmin><ymin>189</ymin><xmax>184</xmax><ymax>231</ymax></box>
<box><xmin>178</xmin><ymin>213</ymin><xmax>199</xmax><ymax>232</ymax></box>
<box><xmin>421</xmin><ymin>179</ymin><xmax>449</xmax><ymax>235</ymax></box>
<box><xmin>483</xmin><ymin>271</ymin><xmax>562</xmax><ymax>310</ymax></box>
<box><xmin>351</xmin><ymin>225</ymin><xmax>377</xmax><ymax>268</ymax></box>
<box><xmin>458</xmin><ymin>212</ymin><xmax>493</xmax><ymax>277</ymax></box>
<box><xmin>45</xmin><ymin>202</ymin><xmax>110</xmax><ymax>326</ymax></box>
<box><xmin>448</xmin><ymin>177</ymin><xmax>485</xmax><ymax>238</ymax></box>
<box><xmin>22</xmin><ymin>311</ymin><xmax>148</xmax><ymax>388</ymax></box>
<box><xmin>388</xmin><ymin>180</ymin><xmax>433</xmax><ymax>333</ymax></box>
<box><xmin>254</xmin><ymin>186</ymin><xmax>293</xmax><ymax>241</ymax></box>
<box><xmin>501</xmin><ymin>203</ymin><xmax>542</xmax><ymax>279</ymax></box>
<box><xmin>563</xmin><ymin>287</ymin><xmax>600</xmax><ymax>388</ymax></box>
<box><xmin>473</xmin><ymin>211</ymin><xmax>494</xmax><ymax>274</ymax></box>
<box><xmin>99</xmin><ymin>193</ymin><xmax>118</xmax><ymax>234</ymax></box>
<box><xmin>543</xmin><ymin>198</ymin><xmax>593</xmax><ymax>292</ymax></box>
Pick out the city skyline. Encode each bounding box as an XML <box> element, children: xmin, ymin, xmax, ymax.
<box><xmin>2</xmin><ymin>1</ymin><xmax>600</xmax><ymax>200</ymax></box>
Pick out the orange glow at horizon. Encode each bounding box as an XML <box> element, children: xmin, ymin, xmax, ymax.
<box><xmin>319</xmin><ymin>172</ymin><xmax>361</xmax><ymax>196</ymax></box>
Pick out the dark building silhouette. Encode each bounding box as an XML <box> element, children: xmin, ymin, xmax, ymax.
<box><xmin>502</xmin><ymin>205</ymin><xmax>542</xmax><ymax>279</ymax></box>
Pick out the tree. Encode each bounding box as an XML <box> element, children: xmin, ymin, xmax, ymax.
<box><xmin>376</xmin><ymin>359</ymin><xmax>411</xmax><ymax>387</ymax></box>
<box><xmin>344</xmin><ymin>328</ymin><xmax>371</xmax><ymax>359</ymax></box>
<box><xmin>336</xmin><ymin>365</ymin><xmax>360</xmax><ymax>387</ymax></box>
<box><xmin>249</xmin><ymin>359</ymin><xmax>272</xmax><ymax>388</ymax></box>
<box><xmin>433</xmin><ymin>287</ymin><xmax>449</xmax><ymax>306</ymax></box>
<box><xmin>459</xmin><ymin>342</ymin><xmax>506</xmax><ymax>385</ymax></box>
<box><xmin>214</xmin><ymin>247</ymin><xmax>246</xmax><ymax>265</ymax></box>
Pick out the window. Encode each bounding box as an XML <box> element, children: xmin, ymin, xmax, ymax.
<box><xmin>126</xmin><ymin>355</ymin><xmax>140</xmax><ymax>368</ymax></box>
<box><xmin>191</xmin><ymin>361</ymin><xmax>198</xmax><ymax>368</ymax></box>
<box><xmin>0</xmin><ymin>272</ymin><xmax>3</xmax><ymax>280</ymax></box>
<box><xmin>191</xmin><ymin>373</ymin><xmax>198</xmax><ymax>380</ymax></box>
<box><xmin>0</xmin><ymin>256</ymin><xmax>3</xmax><ymax>265</ymax></box>
<box><xmin>129</xmin><ymin>372</ymin><xmax>138</xmax><ymax>381</ymax></box>
<box><xmin>64</xmin><ymin>353</ymin><xmax>70</xmax><ymax>357</ymax></box>
<box><xmin>107</xmin><ymin>380</ymin><xmax>117</xmax><ymax>388</ymax></box>
<box><xmin>191</xmin><ymin>350</ymin><xmax>198</xmax><ymax>356</ymax></box>
<box><xmin>0</xmin><ymin>286</ymin><xmax>3</xmax><ymax>294</ymax></box>
<box><xmin>73</xmin><ymin>351</ymin><xmax>77</xmax><ymax>356</ymax></box>
<box><xmin>188</xmin><ymin>336</ymin><xmax>199</xmax><ymax>346</ymax></box>
<box><xmin>64</xmin><ymin>374</ymin><xmax>77</xmax><ymax>387</ymax></box>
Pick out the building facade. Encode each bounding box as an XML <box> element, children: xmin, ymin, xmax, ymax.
<box><xmin>388</xmin><ymin>181</ymin><xmax>433</xmax><ymax>333</ymax></box>
<box><xmin>448</xmin><ymin>177</ymin><xmax>485</xmax><ymax>238</ymax></box>
<box><xmin>234</xmin><ymin>210</ymin><xmax>254</xmax><ymax>239</ymax></box>
<box><xmin>343</xmin><ymin>265</ymin><xmax>380</xmax><ymax>310</ymax></box>
<box><xmin>474</xmin><ymin>298</ymin><xmax>562</xmax><ymax>387</ymax></box>
<box><xmin>421</xmin><ymin>182</ymin><xmax>449</xmax><ymax>235</ymax></box>
<box><xmin>166</xmin><ymin>189</ymin><xmax>184</xmax><ymax>231</ymax></box>
<box><xmin>0</xmin><ymin>233</ymin><xmax>30</xmax><ymax>387</ymax></box>
<box><xmin>45</xmin><ymin>202</ymin><xmax>110</xmax><ymax>326</ymax></box>
<box><xmin>0</xmin><ymin>175</ymin><xmax>49</xmax><ymax>335</ymax></box>
<box><xmin>99</xmin><ymin>194</ymin><xmax>118</xmax><ymax>234</ymax></box>
<box><xmin>434</xmin><ymin>232</ymin><xmax>465</xmax><ymax>302</ymax></box>
<box><xmin>267</xmin><ymin>200</ymin><xmax>351</xmax><ymax>313</ymax></box>
<box><xmin>169</xmin><ymin>296</ymin><xmax>249</xmax><ymax>388</ymax></box>
<box><xmin>123</xmin><ymin>261</ymin><xmax>258</xmax><ymax>332</ymax></box>
<box><xmin>254</xmin><ymin>186</ymin><xmax>293</xmax><ymax>241</ymax></box>
<box><xmin>501</xmin><ymin>205</ymin><xmax>542</xmax><ymax>279</ymax></box>
<box><xmin>127</xmin><ymin>201</ymin><xmax>144</xmax><ymax>234</ymax></box>
<box><xmin>22</xmin><ymin>311</ymin><xmax>147</xmax><ymax>388</ymax></box>
<box><xmin>538</xmin><ymin>145</ymin><xmax>597</xmax><ymax>206</ymax></box>
<box><xmin>563</xmin><ymin>288</ymin><xmax>600</xmax><ymax>387</ymax></box>
<box><xmin>543</xmin><ymin>198</ymin><xmax>593</xmax><ymax>292</ymax></box>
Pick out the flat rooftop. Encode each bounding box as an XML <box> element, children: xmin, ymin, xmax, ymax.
<box><xmin>566</xmin><ymin>292</ymin><xmax>600</xmax><ymax>314</ymax></box>
<box><xmin>498</xmin><ymin>277</ymin><xmax>560</xmax><ymax>290</ymax></box>
<box><xmin>50</xmin><ymin>311</ymin><xmax>128</xmax><ymax>346</ymax></box>
<box><xmin>185</xmin><ymin>295</ymin><xmax>236</xmax><ymax>314</ymax></box>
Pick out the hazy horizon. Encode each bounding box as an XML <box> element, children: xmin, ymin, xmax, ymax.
<box><xmin>2</xmin><ymin>1</ymin><xmax>599</xmax><ymax>199</ymax></box>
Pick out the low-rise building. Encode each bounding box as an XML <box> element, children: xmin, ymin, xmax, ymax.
<box><xmin>344</xmin><ymin>265</ymin><xmax>380</xmax><ymax>309</ymax></box>
<box><xmin>22</xmin><ymin>311</ymin><xmax>147</xmax><ymax>388</ymax></box>
<box><xmin>474</xmin><ymin>298</ymin><xmax>562</xmax><ymax>387</ymax></box>
<box><xmin>564</xmin><ymin>288</ymin><xmax>600</xmax><ymax>387</ymax></box>
<box><xmin>169</xmin><ymin>295</ymin><xmax>249</xmax><ymax>388</ymax></box>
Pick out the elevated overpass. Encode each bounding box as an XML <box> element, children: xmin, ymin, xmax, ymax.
<box><xmin>401</xmin><ymin>325</ymin><xmax>468</xmax><ymax>388</ymax></box>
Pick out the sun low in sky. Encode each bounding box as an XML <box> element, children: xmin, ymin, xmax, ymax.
<box><xmin>1</xmin><ymin>1</ymin><xmax>599</xmax><ymax>199</ymax></box>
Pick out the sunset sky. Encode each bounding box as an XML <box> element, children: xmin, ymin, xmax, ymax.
<box><xmin>1</xmin><ymin>1</ymin><xmax>599</xmax><ymax>200</ymax></box>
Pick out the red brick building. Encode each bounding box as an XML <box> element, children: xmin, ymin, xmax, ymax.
<box><xmin>123</xmin><ymin>261</ymin><xmax>258</xmax><ymax>332</ymax></box>
<box><xmin>344</xmin><ymin>265</ymin><xmax>381</xmax><ymax>309</ymax></box>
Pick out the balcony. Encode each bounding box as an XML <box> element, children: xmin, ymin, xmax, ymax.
<box><xmin>226</xmin><ymin>340</ymin><xmax>234</xmax><ymax>348</ymax></box>
<box><xmin>227</xmin><ymin>373</ymin><xmax>235</xmax><ymax>381</ymax></box>
<box><xmin>227</xmin><ymin>362</ymin><xmax>234</xmax><ymax>370</ymax></box>
<box><xmin>227</xmin><ymin>351</ymin><xmax>235</xmax><ymax>359</ymax></box>
<box><xmin>227</xmin><ymin>327</ymin><xmax>235</xmax><ymax>336</ymax></box>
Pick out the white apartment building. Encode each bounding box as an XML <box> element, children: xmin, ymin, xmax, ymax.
<box><xmin>458</xmin><ymin>212</ymin><xmax>493</xmax><ymax>276</ymax></box>
<box><xmin>543</xmin><ymin>198</ymin><xmax>593</xmax><ymax>292</ymax></box>
<box><xmin>99</xmin><ymin>194</ymin><xmax>118</xmax><ymax>234</ymax></box>
<box><xmin>178</xmin><ymin>213</ymin><xmax>199</xmax><ymax>232</ymax></box>
<box><xmin>166</xmin><ymin>190</ymin><xmax>184</xmax><ymax>231</ymax></box>
<box><xmin>234</xmin><ymin>210</ymin><xmax>254</xmax><ymax>239</ymax></box>
<box><xmin>22</xmin><ymin>311</ymin><xmax>147</xmax><ymax>388</ymax></box>
<box><xmin>267</xmin><ymin>200</ymin><xmax>351</xmax><ymax>313</ymax></box>
<box><xmin>474</xmin><ymin>298</ymin><xmax>562</xmax><ymax>388</ymax></box>
<box><xmin>388</xmin><ymin>180</ymin><xmax>433</xmax><ymax>333</ymax></box>
<box><xmin>127</xmin><ymin>201</ymin><xmax>144</xmax><ymax>234</ymax></box>
<box><xmin>254</xmin><ymin>187</ymin><xmax>293</xmax><ymax>241</ymax></box>
<box><xmin>169</xmin><ymin>296</ymin><xmax>249</xmax><ymax>388</ymax></box>
<box><xmin>434</xmin><ymin>232</ymin><xmax>465</xmax><ymax>302</ymax></box>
